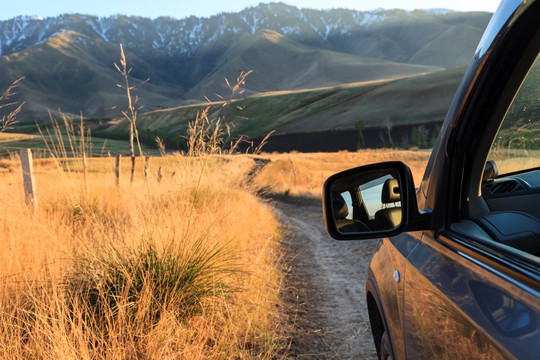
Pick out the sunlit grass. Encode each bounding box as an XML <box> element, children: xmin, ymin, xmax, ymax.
<box><xmin>0</xmin><ymin>133</ymin><xmax>39</xmax><ymax>142</ymax></box>
<box><xmin>0</xmin><ymin>155</ymin><xmax>284</xmax><ymax>358</ymax></box>
<box><xmin>0</xmin><ymin>132</ymin><xmax>160</xmax><ymax>157</ymax></box>
<box><xmin>0</xmin><ymin>147</ymin><xmax>432</xmax><ymax>358</ymax></box>
<box><xmin>251</xmin><ymin>149</ymin><xmax>431</xmax><ymax>199</ymax></box>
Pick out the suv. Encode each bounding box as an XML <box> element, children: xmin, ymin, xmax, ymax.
<box><xmin>322</xmin><ymin>0</ymin><xmax>540</xmax><ymax>359</ymax></box>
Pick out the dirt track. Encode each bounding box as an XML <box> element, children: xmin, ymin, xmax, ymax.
<box><xmin>274</xmin><ymin>198</ymin><xmax>379</xmax><ymax>359</ymax></box>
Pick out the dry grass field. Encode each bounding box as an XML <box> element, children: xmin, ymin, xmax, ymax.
<box><xmin>251</xmin><ymin>149</ymin><xmax>431</xmax><ymax>199</ymax></box>
<box><xmin>0</xmin><ymin>155</ymin><xmax>284</xmax><ymax>358</ymax></box>
<box><xmin>0</xmin><ymin>149</ymin><xmax>430</xmax><ymax>358</ymax></box>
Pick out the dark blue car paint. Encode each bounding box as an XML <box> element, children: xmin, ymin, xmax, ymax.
<box><xmin>402</xmin><ymin>232</ymin><xmax>539</xmax><ymax>359</ymax></box>
<box><xmin>367</xmin><ymin>233</ymin><xmax>421</xmax><ymax>359</ymax></box>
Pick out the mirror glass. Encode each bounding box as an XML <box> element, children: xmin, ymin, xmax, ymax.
<box><xmin>329</xmin><ymin>168</ymin><xmax>402</xmax><ymax>234</ymax></box>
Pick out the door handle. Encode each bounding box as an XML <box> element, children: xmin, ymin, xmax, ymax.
<box><xmin>393</xmin><ymin>270</ymin><xmax>401</xmax><ymax>283</ymax></box>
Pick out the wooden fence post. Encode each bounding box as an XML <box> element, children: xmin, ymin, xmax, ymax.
<box><xmin>115</xmin><ymin>154</ymin><xmax>121</xmax><ymax>186</ymax></box>
<box><xmin>157</xmin><ymin>166</ymin><xmax>163</xmax><ymax>183</ymax></box>
<box><xmin>82</xmin><ymin>153</ymin><xmax>88</xmax><ymax>189</ymax></box>
<box><xmin>144</xmin><ymin>155</ymin><xmax>150</xmax><ymax>181</ymax></box>
<box><xmin>20</xmin><ymin>149</ymin><xmax>38</xmax><ymax>210</ymax></box>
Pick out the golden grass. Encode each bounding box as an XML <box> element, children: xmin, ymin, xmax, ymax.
<box><xmin>0</xmin><ymin>148</ymin><xmax>431</xmax><ymax>358</ymax></box>
<box><xmin>0</xmin><ymin>155</ymin><xmax>284</xmax><ymax>359</ymax></box>
<box><xmin>252</xmin><ymin>149</ymin><xmax>431</xmax><ymax>198</ymax></box>
<box><xmin>0</xmin><ymin>133</ymin><xmax>39</xmax><ymax>143</ymax></box>
<box><xmin>489</xmin><ymin>150</ymin><xmax>540</xmax><ymax>176</ymax></box>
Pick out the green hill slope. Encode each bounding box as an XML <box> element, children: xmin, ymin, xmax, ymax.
<box><xmin>108</xmin><ymin>67</ymin><xmax>465</xmax><ymax>150</ymax></box>
<box><xmin>408</xmin><ymin>24</ymin><xmax>483</xmax><ymax>67</ymax></box>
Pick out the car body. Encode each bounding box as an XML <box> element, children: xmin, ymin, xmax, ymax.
<box><xmin>322</xmin><ymin>0</ymin><xmax>540</xmax><ymax>359</ymax></box>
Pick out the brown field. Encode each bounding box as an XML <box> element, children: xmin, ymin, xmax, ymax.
<box><xmin>0</xmin><ymin>149</ymin><xmax>430</xmax><ymax>358</ymax></box>
<box><xmin>0</xmin><ymin>155</ymin><xmax>283</xmax><ymax>358</ymax></box>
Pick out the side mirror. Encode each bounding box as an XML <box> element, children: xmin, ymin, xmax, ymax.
<box><xmin>322</xmin><ymin>161</ymin><xmax>429</xmax><ymax>240</ymax></box>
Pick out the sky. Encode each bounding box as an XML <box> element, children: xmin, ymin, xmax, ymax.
<box><xmin>1</xmin><ymin>0</ymin><xmax>501</xmax><ymax>21</ymax></box>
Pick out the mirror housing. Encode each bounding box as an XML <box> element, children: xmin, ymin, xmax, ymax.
<box><xmin>322</xmin><ymin>161</ymin><xmax>431</xmax><ymax>240</ymax></box>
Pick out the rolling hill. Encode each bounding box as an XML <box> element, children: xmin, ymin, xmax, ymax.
<box><xmin>105</xmin><ymin>66</ymin><xmax>465</xmax><ymax>151</ymax></box>
<box><xmin>185</xmin><ymin>29</ymin><xmax>442</xmax><ymax>100</ymax></box>
<box><xmin>0</xmin><ymin>30</ymin><xmax>181</xmax><ymax>122</ymax></box>
<box><xmin>0</xmin><ymin>3</ymin><xmax>491</xmax><ymax>126</ymax></box>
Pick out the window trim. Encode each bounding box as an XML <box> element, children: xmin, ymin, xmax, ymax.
<box><xmin>440</xmin><ymin>4</ymin><xmax>540</xmax><ymax>273</ymax></box>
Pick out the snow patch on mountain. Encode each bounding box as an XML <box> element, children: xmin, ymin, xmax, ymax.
<box><xmin>0</xmin><ymin>4</ymin><xmax>483</xmax><ymax>60</ymax></box>
<box><xmin>426</xmin><ymin>9</ymin><xmax>452</xmax><ymax>15</ymax></box>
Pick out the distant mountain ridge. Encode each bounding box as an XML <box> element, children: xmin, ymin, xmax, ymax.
<box><xmin>0</xmin><ymin>3</ymin><xmax>490</xmax><ymax>64</ymax></box>
<box><xmin>0</xmin><ymin>2</ymin><xmax>492</xmax><ymax>123</ymax></box>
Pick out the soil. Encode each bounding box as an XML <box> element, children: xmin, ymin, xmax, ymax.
<box><xmin>273</xmin><ymin>197</ymin><xmax>379</xmax><ymax>359</ymax></box>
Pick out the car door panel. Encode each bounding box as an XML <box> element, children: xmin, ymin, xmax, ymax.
<box><xmin>369</xmin><ymin>232</ymin><xmax>421</xmax><ymax>359</ymax></box>
<box><xmin>403</xmin><ymin>232</ymin><xmax>540</xmax><ymax>359</ymax></box>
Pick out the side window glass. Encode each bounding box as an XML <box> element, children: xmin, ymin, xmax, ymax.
<box><xmin>487</xmin><ymin>53</ymin><xmax>540</xmax><ymax>175</ymax></box>
<box><xmin>479</xmin><ymin>52</ymin><xmax>540</xmax><ymax>260</ymax></box>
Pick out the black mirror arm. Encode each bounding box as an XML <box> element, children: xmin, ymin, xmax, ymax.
<box><xmin>401</xmin><ymin>166</ymin><xmax>433</xmax><ymax>233</ymax></box>
<box><xmin>406</xmin><ymin>209</ymin><xmax>433</xmax><ymax>232</ymax></box>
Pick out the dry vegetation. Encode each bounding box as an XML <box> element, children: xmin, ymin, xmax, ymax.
<box><xmin>1</xmin><ymin>75</ymin><xmax>431</xmax><ymax>357</ymax></box>
<box><xmin>0</xmin><ymin>77</ymin><xmax>24</xmax><ymax>133</ymax></box>
<box><xmin>251</xmin><ymin>149</ymin><xmax>431</xmax><ymax>199</ymax></box>
<box><xmin>0</xmin><ymin>38</ymin><xmax>439</xmax><ymax>358</ymax></box>
<box><xmin>0</xmin><ymin>147</ymin><xmax>430</xmax><ymax>358</ymax></box>
<box><xmin>0</xmin><ymin>155</ymin><xmax>284</xmax><ymax>359</ymax></box>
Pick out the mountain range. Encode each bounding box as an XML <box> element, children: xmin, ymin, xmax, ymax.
<box><xmin>0</xmin><ymin>2</ymin><xmax>491</xmax><ymax>130</ymax></box>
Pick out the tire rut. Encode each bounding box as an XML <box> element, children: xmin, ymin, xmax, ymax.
<box><xmin>274</xmin><ymin>198</ymin><xmax>378</xmax><ymax>359</ymax></box>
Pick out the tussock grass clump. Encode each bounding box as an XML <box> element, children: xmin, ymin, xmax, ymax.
<box><xmin>69</xmin><ymin>236</ymin><xmax>236</xmax><ymax>327</ymax></box>
<box><xmin>0</xmin><ymin>158</ymin><xmax>13</xmax><ymax>171</ymax></box>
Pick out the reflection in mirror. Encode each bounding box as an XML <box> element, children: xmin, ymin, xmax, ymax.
<box><xmin>330</xmin><ymin>168</ymin><xmax>402</xmax><ymax>234</ymax></box>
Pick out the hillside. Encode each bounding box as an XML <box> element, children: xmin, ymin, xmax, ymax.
<box><xmin>0</xmin><ymin>4</ymin><xmax>490</xmax><ymax>66</ymax></box>
<box><xmin>186</xmin><ymin>29</ymin><xmax>442</xmax><ymax>100</ymax></box>
<box><xmin>0</xmin><ymin>3</ymin><xmax>491</xmax><ymax>124</ymax></box>
<box><xmin>105</xmin><ymin>67</ymin><xmax>464</xmax><ymax>151</ymax></box>
<box><xmin>0</xmin><ymin>30</ymin><xmax>180</xmax><ymax>122</ymax></box>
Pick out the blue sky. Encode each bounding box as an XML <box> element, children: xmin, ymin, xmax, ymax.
<box><xmin>1</xmin><ymin>0</ymin><xmax>501</xmax><ymax>20</ymax></box>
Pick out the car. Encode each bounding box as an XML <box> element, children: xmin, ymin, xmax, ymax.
<box><xmin>321</xmin><ymin>0</ymin><xmax>540</xmax><ymax>359</ymax></box>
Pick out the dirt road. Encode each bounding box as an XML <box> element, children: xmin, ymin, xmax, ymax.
<box><xmin>274</xmin><ymin>197</ymin><xmax>379</xmax><ymax>359</ymax></box>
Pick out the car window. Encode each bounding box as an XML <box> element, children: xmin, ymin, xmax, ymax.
<box><xmin>487</xmin><ymin>52</ymin><xmax>540</xmax><ymax>175</ymax></box>
<box><xmin>335</xmin><ymin>174</ymin><xmax>400</xmax><ymax>220</ymax></box>
<box><xmin>473</xmin><ymin>51</ymin><xmax>540</xmax><ymax>261</ymax></box>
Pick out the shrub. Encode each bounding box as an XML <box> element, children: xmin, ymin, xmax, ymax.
<box><xmin>68</xmin><ymin>235</ymin><xmax>236</xmax><ymax>328</ymax></box>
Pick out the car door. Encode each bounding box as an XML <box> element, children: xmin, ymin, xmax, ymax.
<box><xmin>401</xmin><ymin>1</ymin><xmax>540</xmax><ymax>358</ymax></box>
<box><xmin>402</xmin><ymin>231</ymin><xmax>539</xmax><ymax>359</ymax></box>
